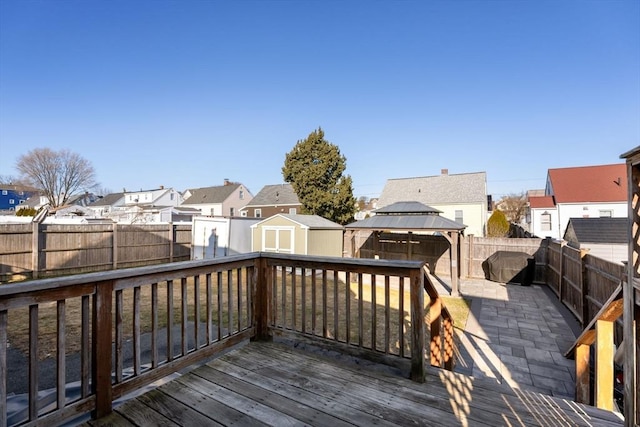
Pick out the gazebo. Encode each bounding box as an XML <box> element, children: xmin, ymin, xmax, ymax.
<box><xmin>345</xmin><ymin>201</ymin><xmax>466</xmax><ymax>296</ymax></box>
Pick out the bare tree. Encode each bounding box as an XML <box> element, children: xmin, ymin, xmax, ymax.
<box><xmin>16</xmin><ymin>148</ymin><xmax>97</xmax><ymax>208</ymax></box>
<box><xmin>0</xmin><ymin>175</ymin><xmax>22</xmax><ymax>185</ymax></box>
<box><xmin>497</xmin><ymin>192</ymin><xmax>528</xmax><ymax>224</ymax></box>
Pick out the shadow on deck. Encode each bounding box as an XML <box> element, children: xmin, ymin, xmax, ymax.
<box><xmin>86</xmin><ymin>340</ymin><xmax>623</xmax><ymax>427</ymax></box>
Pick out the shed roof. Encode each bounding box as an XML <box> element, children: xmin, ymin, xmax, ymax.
<box><xmin>254</xmin><ymin>214</ymin><xmax>343</xmax><ymax>230</ymax></box>
<box><xmin>244</xmin><ymin>184</ymin><xmax>300</xmax><ymax>207</ymax></box>
<box><xmin>563</xmin><ymin>217</ymin><xmax>629</xmax><ymax>244</ymax></box>
<box><xmin>377</xmin><ymin>171</ymin><xmax>487</xmax><ymax>207</ymax></box>
<box><xmin>346</xmin><ymin>201</ymin><xmax>465</xmax><ymax>231</ymax></box>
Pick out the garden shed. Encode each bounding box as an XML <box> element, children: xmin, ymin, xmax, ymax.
<box><xmin>251</xmin><ymin>214</ymin><xmax>344</xmax><ymax>257</ymax></box>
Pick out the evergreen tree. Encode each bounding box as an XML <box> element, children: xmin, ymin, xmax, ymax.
<box><xmin>282</xmin><ymin>128</ymin><xmax>356</xmax><ymax>225</ymax></box>
<box><xmin>487</xmin><ymin>210</ymin><xmax>510</xmax><ymax>237</ymax></box>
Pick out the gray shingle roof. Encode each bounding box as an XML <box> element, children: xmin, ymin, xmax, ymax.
<box><xmin>184</xmin><ymin>184</ymin><xmax>240</xmax><ymax>204</ymax></box>
<box><xmin>88</xmin><ymin>193</ymin><xmax>124</xmax><ymax>206</ymax></box>
<box><xmin>377</xmin><ymin>172</ymin><xmax>487</xmax><ymax>207</ymax></box>
<box><xmin>346</xmin><ymin>201</ymin><xmax>465</xmax><ymax>231</ymax></box>
<box><xmin>564</xmin><ymin>217</ymin><xmax>629</xmax><ymax>244</ymax></box>
<box><xmin>245</xmin><ymin>184</ymin><xmax>300</xmax><ymax>207</ymax></box>
<box><xmin>279</xmin><ymin>214</ymin><xmax>343</xmax><ymax>229</ymax></box>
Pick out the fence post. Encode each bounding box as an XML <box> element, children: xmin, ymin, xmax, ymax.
<box><xmin>31</xmin><ymin>222</ymin><xmax>40</xmax><ymax>279</ymax></box>
<box><xmin>169</xmin><ymin>222</ymin><xmax>174</xmax><ymax>263</ymax></box>
<box><xmin>558</xmin><ymin>241</ymin><xmax>566</xmax><ymax>303</ymax></box>
<box><xmin>112</xmin><ymin>223</ymin><xmax>118</xmax><ymax>269</ymax></box>
<box><xmin>410</xmin><ymin>268</ymin><xmax>425</xmax><ymax>382</ymax></box>
<box><xmin>92</xmin><ymin>280</ymin><xmax>114</xmax><ymax>419</ymax></box>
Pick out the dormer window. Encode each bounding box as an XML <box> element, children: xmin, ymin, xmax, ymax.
<box><xmin>239</xmin><ymin>190</ymin><xmax>244</xmax><ymax>200</ymax></box>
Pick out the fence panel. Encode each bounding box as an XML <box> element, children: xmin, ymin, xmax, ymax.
<box><xmin>560</xmin><ymin>245</ymin><xmax>584</xmax><ymax>323</ymax></box>
<box><xmin>0</xmin><ymin>224</ymin><xmax>32</xmax><ymax>282</ymax></box>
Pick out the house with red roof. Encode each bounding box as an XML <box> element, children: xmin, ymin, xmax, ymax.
<box><xmin>528</xmin><ymin>163</ymin><xmax>628</xmax><ymax>239</ymax></box>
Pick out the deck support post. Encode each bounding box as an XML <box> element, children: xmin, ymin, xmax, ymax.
<box><xmin>595</xmin><ymin>318</ymin><xmax>614</xmax><ymax>411</ymax></box>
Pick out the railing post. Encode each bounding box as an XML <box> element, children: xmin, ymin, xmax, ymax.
<box><xmin>410</xmin><ymin>268</ymin><xmax>425</xmax><ymax>382</ymax></box>
<box><xmin>575</xmin><ymin>342</ymin><xmax>591</xmax><ymax>404</ymax></box>
<box><xmin>252</xmin><ymin>256</ymin><xmax>272</xmax><ymax>341</ymax></box>
<box><xmin>595</xmin><ymin>318</ymin><xmax>614</xmax><ymax>411</ymax></box>
<box><xmin>92</xmin><ymin>280</ymin><xmax>114</xmax><ymax>419</ymax></box>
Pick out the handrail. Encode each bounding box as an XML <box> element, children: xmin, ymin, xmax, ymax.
<box><xmin>0</xmin><ymin>253</ymin><xmax>432</xmax><ymax>426</ymax></box>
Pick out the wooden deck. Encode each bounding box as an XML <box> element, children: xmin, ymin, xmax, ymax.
<box><xmin>85</xmin><ymin>340</ymin><xmax>623</xmax><ymax>427</ymax></box>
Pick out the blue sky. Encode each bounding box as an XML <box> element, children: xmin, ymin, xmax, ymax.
<box><xmin>1</xmin><ymin>0</ymin><xmax>638</xmax><ymax>200</ymax></box>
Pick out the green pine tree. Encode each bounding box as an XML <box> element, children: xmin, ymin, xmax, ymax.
<box><xmin>282</xmin><ymin>128</ymin><xmax>356</xmax><ymax>225</ymax></box>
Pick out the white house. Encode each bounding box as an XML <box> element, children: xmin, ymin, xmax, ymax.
<box><xmin>528</xmin><ymin>163</ymin><xmax>627</xmax><ymax>239</ymax></box>
<box><xmin>182</xmin><ymin>180</ymin><xmax>252</xmax><ymax>217</ymax></box>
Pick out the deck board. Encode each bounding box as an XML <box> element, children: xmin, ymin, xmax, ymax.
<box><xmin>88</xmin><ymin>341</ymin><xmax>624</xmax><ymax>427</ymax></box>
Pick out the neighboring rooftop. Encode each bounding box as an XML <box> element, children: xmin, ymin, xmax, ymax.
<box><xmin>547</xmin><ymin>163</ymin><xmax>627</xmax><ymax>204</ymax></box>
<box><xmin>244</xmin><ymin>184</ymin><xmax>300</xmax><ymax>207</ymax></box>
<box><xmin>377</xmin><ymin>170</ymin><xmax>487</xmax><ymax>207</ymax></box>
<box><xmin>563</xmin><ymin>217</ymin><xmax>629</xmax><ymax>244</ymax></box>
<box><xmin>184</xmin><ymin>183</ymin><xmax>241</xmax><ymax>204</ymax></box>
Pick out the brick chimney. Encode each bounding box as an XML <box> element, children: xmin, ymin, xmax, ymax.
<box><xmin>441</xmin><ymin>169</ymin><xmax>448</xmax><ymax>175</ymax></box>
<box><xmin>224</xmin><ymin>178</ymin><xmax>230</xmax><ymax>186</ymax></box>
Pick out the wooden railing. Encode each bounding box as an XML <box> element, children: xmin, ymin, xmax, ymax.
<box><xmin>0</xmin><ymin>253</ymin><xmax>454</xmax><ymax>426</ymax></box>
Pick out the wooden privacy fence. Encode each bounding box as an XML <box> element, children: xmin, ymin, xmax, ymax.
<box><xmin>0</xmin><ymin>253</ymin><xmax>455</xmax><ymax>426</ymax></box>
<box><xmin>0</xmin><ymin>223</ymin><xmax>191</xmax><ymax>282</ymax></box>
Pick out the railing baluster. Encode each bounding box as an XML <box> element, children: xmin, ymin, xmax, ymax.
<box><xmin>358</xmin><ymin>273</ymin><xmax>363</xmax><ymax>348</ymax></box>
<box><xmin>29</xmin><ymin>304</ymin><xmax>38</xmax><ymax>421</ymax></box>
<box><xmin>0</xmin><ymin>310</ymin><xmax>6</xmax><ymax>427</ymax></box>
<box><xmin>292</xmin><ymin>266</ymin><xmax>297</xmax><ymax>330</ymax></box>
<box><xmin>167</xmin><ymin>279</ymin><xmax>174</xmax><ymax>361</ymax></box>
<box><xmin>133</xmin><ymin>286</ymin><xmax>141</xmax><ymax>375</ymax></box>
<box><xmin>206</xmin><ymin>273</ymin><xmax>212</xmax><ymax>343</ymax></box>
<box><xmin>194</xmin><ymin>275</ymin><xmax>200</xmax><ymax>349</ymax></box>
<box><xmin>181</xmin><ymin>277</ymin><xmax>188</xmax><ymax>356</ymax></box>
<box><xmin>345</xmin><ymin>271</ymin><xmax>350</xmax><ymax>344</ymax></box>
<box><xmin>281</xmin><ymin>267</ymin><xmax>287</xmax><ymax>329</ymax></box>
<box><xmin>237</xmin><ymin>268</ymin><xmax>242</xmax><ymax>332</ymax></box>
<box><xmin>371</xmin><ymin>274</ymin><xmax>377</xmax><ymax>351</ymax></box>
<box><xmin>311</xmin><ymin>269</ymin><xmax>317</xmax><ymax>335</ymax></box>
<box><xmin>151</xmin><ymin>283</ymin><xmax>158</xmax><ymax>368</ymax></box>
<box><xmin>217</xmin><ymin>271</ymin><xmax>223</xmax><ymax>340</ymax></box>
<box><xmin>322</xmin><ymin>270</ymin><xmax>328</xmax><ymax>338</ymax></box>
<box><xmin>81</xmin><ymin>295</ymin><xmax>90</xmax><ymax>398</ymax></box>
<box><xmin>227</xmin><ymin>270</ymin><xmax>233</xmax><ymax>335</ymax></box>
<box><xmin>399</xmin><ymin>276</ymin><xmax>405</xmax><ymax>358</ymax></box>
<box><xmin>57</xmin><ymin>300</ymin><xmax>66</xmax><ymax>410</ymax></box>
<box><xmin>385</xmin><ymin>275</ymin><xmax>390</xmax><ymax>354</ymax></box>
<box><xmin>301</xmin><ymin>268</ymin><xmax>306</xmax><ymax>334</ymax></box>
<box><xmin>115</xmin><ymin>290</ymin><xmax>123</xmax><ymax>383</ymax></box>
<box><xmin>333</xmin><ymin>270</ymin><xmax>339</xmax><ymax>341</ymax></box>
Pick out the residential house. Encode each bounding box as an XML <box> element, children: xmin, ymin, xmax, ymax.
<box><xmin>239</xmin><ymin>183</ymin><xmax>301</xmax><ymax>218</ymax></box>
<box><xmin>181</xmin><ymin>180</ymin><xmax>252</xmax><ymax>217</ymax></box>
<box><xmin>528</xmin><ymin>163</ymin><xmax>627</xmax><ymax>239</ymax></box>
<box><xmin>377</xmin><ymin>170</ymin><xmax>488</xmax><ymax>237</ymax></box>
<box><xmin>0</xmin><ymin>184</ymin><xmax>38</xmax><ymax>212</ymax></box>
<box><xmin>563</xmin><ymin>217</ymin><xmax>628</xmax><ymax>265</ymax></box>
<box><xmin>108</xmin><ymin>186</ymin><xmax>184</xmax><ymax>223</ymax></box>
<box><xmin>86</xmin><ymin>192</ymin><xmax>126</xmax><ymax>217</ymax></box>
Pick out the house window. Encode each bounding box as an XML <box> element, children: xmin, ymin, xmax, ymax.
<box><xmin>230</xmin><ymin>207</ymin><xmax>235</xmax><ymax>217</ymax></box>
<box><xmin>289</xmin><ymin>208</ymin><xmax>297</xmax><ymax>214</ymax></box>
<box><xmin>239</xmin><ymin>190</ymin><xmax>244</xmax><ymax>200</ymax></box>
<box><xmin>1</xmin><ymin>190</ymin><xmax>7</xmax><ymax>195</ymax></box>
<box><xmin>170</xmin><ymin>193</ymin><xmax>174</xmax><ymax>200</ymax></box>
<box><xmin>19</xmin><ymin>200</ymin><xmax>25</xmax><ymax>204</ymax></box>
<box><xmin>541</xmin><ymin>212</ymin><xmax>552</xmax><ymax>231</ymax></box>
<box><xmin>255</xmin><ymin>209</ymin><xmax>262</xmax><ymax>218</ymax></box>
<box><xmin>599</xmin><ymin>210</ymin><xmax>613</xmax><ymax>218</ymax></box>
<box><xmin>455</xmin><ymin>210</ymin><xmax>463</xmax><ymax>224</ymax></box>
<box><xmin>9</xmin><ymin>199</ymin><xmax>15</xmax><ymax>205</ymax></box>
<box><xmin>210</xmin><ymin>208</ymin><xmax>215</xmax><ymax>215</ymax></box>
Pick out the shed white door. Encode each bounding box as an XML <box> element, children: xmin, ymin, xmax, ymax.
<box><xmin>262</xmin><ymin>226</ymin><xmax>294</xmax><ymax>253</ymax></box>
